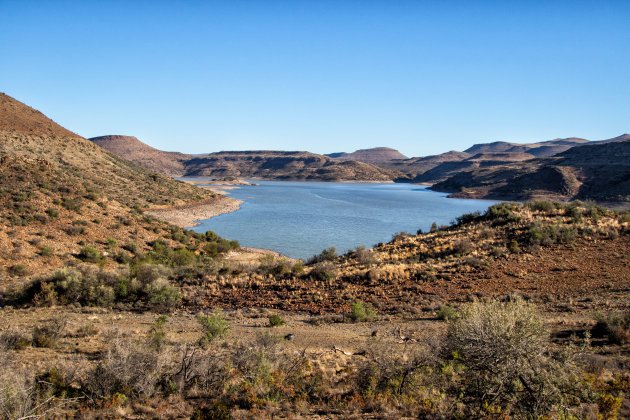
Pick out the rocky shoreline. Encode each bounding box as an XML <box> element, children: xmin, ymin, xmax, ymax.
<box><xmin>146</xmin><ymin>195</ymin><xmax>243</xmax><ymax>228</ymax></box>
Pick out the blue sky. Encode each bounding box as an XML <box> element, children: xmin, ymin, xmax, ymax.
<box><xmin>1</xmin><ymin>1</ymin><xmax>629</xmax><ymax>157</ymax></box>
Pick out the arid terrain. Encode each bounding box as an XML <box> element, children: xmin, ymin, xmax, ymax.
<box><xmin>1</xmin><ymin>94</ymin><xmax>629</xmax><ymax>418</ymax></box>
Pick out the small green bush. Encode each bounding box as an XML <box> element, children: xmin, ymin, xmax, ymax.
<box><xmin>436</xmin><ymin>305</ymin><xmax>457</xmax><ymax>321</ymax></box>
<box><xmin>197</xmin><ymin>311</ymin><xmax>230</xmax><ymax>344</ymax></box>
<box><xmin>8</xmin><ymin>264</ymin><xmax>28</xmax><ymax>277</ymax></box>
<box><xmin>349</xmin><ymin>301</ymin><xmax>376</xmax><ymax>322</ymax></box>
<box><xmin>32</xmin><ymin>319</ymin><xmax>66</xmax><ymax>348</ymax></box>
<box><xmin>77</xmin><ymin>246</ymin><xmax>103</xmax><ymax>263</ymax></box>
<box><xmin>268</xmin><ymin>314</ymin><xmax>285</xmax><ymax>327</ymax></box>
<box><xmin>307</xmin><ymin>247</ymin><xmax>337</xmax><ymax>264</ymax></box>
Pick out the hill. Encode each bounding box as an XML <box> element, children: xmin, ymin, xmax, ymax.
<box><xmin>326</xmin><ymin>146</ymin><xmax>408</xmax><ymax>164</ymax></box>
<box><xmin>0</xmin><ymin>93</ymin><xmax>233</xmax><ymax>278</ymax></box>
<box><xmin>432</xmin><ymin>140</ymin><xmax>630</xmax><ymax>202</ymax></box>
<box><xmin>92</xmin><ymin>136</ymin><xmax>399</xmax><ymax>181</ymax></box>
<box><xmin>90</xmin><ymin>135</ymin><xmax>192</xmax><ymax>176</ymax></box>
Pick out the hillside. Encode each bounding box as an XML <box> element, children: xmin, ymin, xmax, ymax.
<box><xmin>92</xmin><ymin>136</ymin><xmax>399</xmax><ymax>181</ymax></box>
<box><xmin>0</xmin><ymin>94</ymin><xmax>233</xmax><ymax>278</ymax></box>
<box><xmin>90</xmin><ymin>135</ymin><xmax>192</xmax><ymax>176</ymax></box>
<box><xmin>432</xmin><ymin>140</ymin><xmax>630</xmax><ymax>202</ymax></box>
<box><xmin>464</xmin><ymin>137</ymin><xmax>589</xmax><ymax>157</ymax></box>
<box><xmin>326</xmin><ymin>146</ymin><xmax>408</xmax><ymax>164</ymax></box>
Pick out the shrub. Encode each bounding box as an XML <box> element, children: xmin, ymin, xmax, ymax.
<box><xmin>77</xmin><ymin>246</ymin><xmax>103</xmax><ymax>263</ymax></box>
<box><xmin>0</xmin><ymin>331</ymin><xmax>31</xmax><ymax>350</ymax></box>
<box><xmin>32</xmin><ymin>319</ymin><xmax>66</xmax><ymax>348</ymax></box>
<box><xmin>144</xmin><ymin>279</ymin><xmax>181</xmax><ymax>311</ymax></box>
<box><xmin>307</xmin><ymin>247</ymin><xmax>337</xmax><ymax>264</ymax></box>
<box><xmin>445</xmin><ymin>299</ymin><xmax>578</xmax><ymax>417</ymax></box>
<box><xmin>353</xmin><ymin>245</ymin><xmax>376</xmax><ymax>265</ymax></box>
<box><xmin>436</xmin><ymin>305</ymin><xmax>457</xmax><ymax>321</ymax></box>
<box><xmin>349</xmin><ymin>301</ymin><xmax>376</xmax><ymax>322</ymax></box>
<box><xmin>61</xmin><ymin>197</ymin><xmax>82</xmax><ymax>212</ymax></box>
<box><xmin>451</xmin><ymin>240</ymin><xmax>473</xmax><ymax>256</ymax></box>
<box><xmin>484</xmin><ymin>202</ymin><xmax>521</xmax><ymax>224</ymax></box>
<box><xmin>526</xmin><ymin>223</ymin><xmax>577</xmax><ymax>247</ymax></box>
<box><xmin>39</xmin><ymin>246</ymin><xmax>53</xmax><ymax>257</ymax></box>
<box><xmin>308</xmin><ymin>262</ymin><xmax>337</xmax><ymax>282</ymax></box>
<box><xmin>147</xmin><ymin>315</ymin><xmax>169</xmax><ymax>350</ymax></box>
<box><xmin>268</xmin><ymin>314</ymin><xmax>285</xmax><ymax>328</ymax></box>
<box><xmin>592</xmin><ymin>312</ymin><xmax>630</xmax><ymax>345</ymax></box>
<box><xmin>197</xmin><ymin>311</ymin><xmax>230</xmax><ymax>344</ymax></box>
<box><xmin>526</xmin><ymin>200</ymin><xmax>558</xmax><ymax>213</ymax></box>
<box><xmin>455</xmin><ymin>211</ymin><xmax>482</xmax><ymax>225</ymax></box>
<box><xmin>8</xmin><ymin>264</ymin><xmax>28</xmax><ymax>277</ymax></box>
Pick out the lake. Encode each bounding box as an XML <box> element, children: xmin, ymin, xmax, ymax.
<box><xmin>191</xmin><ymin>180</ymin><xmax>498</xmax><ymax>260</ymax></box>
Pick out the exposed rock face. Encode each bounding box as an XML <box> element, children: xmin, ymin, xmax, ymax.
<box><xmin>326</xmin><ymin>147</ymin><xmax>408</xmax><ymax>164</ymax></box>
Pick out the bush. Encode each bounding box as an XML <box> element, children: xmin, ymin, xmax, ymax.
<box><xmin>0</xmin><ymin>331</ymin><xmax>31</xmax><ymax>350</ymax></box>
<box><xmin>308</xmin><ymin>262</ymin><xmax>337</xmax><ymax>282</ymax></box>
<box><xmin>484</xmin><ymin>202</ymin><xmax>521</xmax><ymax>224</ymax></box>
<box><xmin>353</xmin><ymin>246</ymin><xmax>376</xmax><ymax>265</ymax></box>
<box><xmin>144</xmin><ymin>279</ymin><xmax>181</xmax><ymax>311</ymax></box>
<box><xmin>8</xmin><ymin>264</ymin><xmax>28</xmax><ymax>277</ymax></box>
<box><xmin>32</xmin><ymin>319</ymin><xmax>66</xmax><ymax>348</ymax></box>
<box><xmin>445</xmin><ymin>299</ymin><xmax>578</xmax><ymax>417</ymax></box>
<box><xmin>349</xmin><ymin>301</ymin><xmax>376</xmax><ymax>322</ymax></box>
<box><xmin>455</xmin><ymin>211</ymin><xmax>482</xmax><ymax>225</ymax></box>
<box><xmin>526</xmin><ymin>200</ymin><xmax>558</xmax><ymax>213</ymax></box>
<box><xmin>592</xmin><ymin>312</ymin><xmax>630</xmax><ymax>344</ymax></box>
<box><xmin>197</xmin><ymin>311</ymin><xmax>230</xmax><ymax>344</ymax></box>
<box><xmin>307</xmin><ymin>247</ymin><xmax>337</xmax><ymax>264</ymax></box>
<box><xmin>268</xmin><ymin>314</ymin><xmax>285</xmax><ymax>328</ymax></box>
<box><xmin>526</xmin><ymin>223</ymin><xmax>577</xmax><ymax>247</ymax></box>
<box><xmin>77</xmin><ymin>246</ymin><xmax>103</xmax><ymax>263</ymax></box>
<box><xmin>436</xmin><ymin>305</ymin><xmax>457</xmax><ymax>321</ymax></box>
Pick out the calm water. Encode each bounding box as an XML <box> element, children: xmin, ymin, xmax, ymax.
<box><xmin>191</xmin><ymin>180</ymin><xmax>497</xmax><ymax>260</ymax></box>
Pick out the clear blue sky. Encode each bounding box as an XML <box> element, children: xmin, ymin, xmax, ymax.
<box><xmin>1</xmin><ymin>1</ymin><xmax>629</xmax><ymax>157</ymax></box>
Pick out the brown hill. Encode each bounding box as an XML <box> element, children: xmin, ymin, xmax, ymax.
<box><xmin>412</xmin><ymin>152</ymin><xmax>535</xmax><ymax>184</ymax></box>
<box><xmin>0</xmin><ymin>93</ymin><xmax>226</xmax><ymax>278</ymax></box>
<box><xmin>0</xmin><ymin>92</ymin><xmax>78</xmax><ymax>137</ymax></box>
<box><xmin>432</xmin><ymin>140</ymin><xmax>630</xmax><ymax>202</ymax></box>
<box><xmin>90</xmin><ymin>135</ymin><xmax>192</xmax><ymax>176</ymax></box>
<box><xmin>92</xmin><ymin>136</ymin><xmax>399</xmax><ymax>181</ymax></box>
<box><xmin>326</xmin><ymin>147</ymin><xmax>408</xmax><ymax>164</ymax></box>
<box><xmin>464</xmin><ymin>137</ymin><xmax>588</xmax><ymax>157</ymax></box>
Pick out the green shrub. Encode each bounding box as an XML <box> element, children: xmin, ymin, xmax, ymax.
<box><xmin>484</xmin><ymin>202</ymin><xmax>521</xmax><ymax>224</ymax></box>
<box><xmin>436</xmin><ymin>305</ymin><xmax>457</xmax><ymax>321</ymax></box>
<box><xmin>526</xmin><ymin>200</ymin><xmax>558</xmax><ymax>213</ymax></box>
<box><xmin>144</xmin><ymin>279</ymin><xmax>181</xmax><ymax>311</ymax></box>
<box><xmin>39</xmin><ymin>246</ymin><xmax>53</xmax><ymax>257</ymax></box>
<box><xmin>268</xmin><ymin>314</ymin><xmax>285</xmax><ymax>328</ymax></box>
<box><xmin>147</xmin><ymin>315</ymin><xmax>169</xmax><ymax>350</ymax></box>
<box><xmin>349</xmin><ymin>301</ymin><xmax>376</xmax><ymax>322</ymax></box>
<box><xmin>77</xmin><ymin>246</ymin><xmax>103</xmax><ymax>263</ymax></box>
<box><xmin>307</xmin><ymin>246</ymin><xmax>337</xmax><ymax>264</ymax></box>
<box><xmin>455</xmin><ymin>211</ymin><xmax>482</xmax><ymax>225</ymax></box>
<box><xmin>526</xmin><ymin>223</ymin><xmax>577</xmax><ymax>247</ymax></box>
<box><xmin>197</xmin><ymin>311</ymin><xmax>230</xmax><ymax>344</ymax></box>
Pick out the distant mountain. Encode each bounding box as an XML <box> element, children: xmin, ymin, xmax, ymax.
<box><xmin>432</xmin><ymin>140</ymin><xmax>630</xmax><ymax>202</ymax></box>
<box><xmin>464</xmin><ymin>137</ymin><xmax>589</xmax><ymax>157</ymax></box>
<box><xmin>92</xmin><ymin>137</ymin><xmax>399</xmax><ymax>181</ymax></box>
<box><xmin>326</xmin><ymin>147</ymin><xmax>408</xmax><ymax>165</ymax></box>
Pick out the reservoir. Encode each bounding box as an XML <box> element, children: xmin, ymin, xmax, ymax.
<box><xmin>192</xmin><ymin>180</ymin><xmax>498</xmax><ymax>260</ymax></box>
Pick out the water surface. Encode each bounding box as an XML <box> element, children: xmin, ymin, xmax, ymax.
<box><xmin>191</xmin><ymin>180</ymin><xmax>497</xmax><ymax>260</ymax></box>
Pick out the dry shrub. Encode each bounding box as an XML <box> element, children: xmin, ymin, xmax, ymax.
<box><xmin>445</xmin><ymin>298</ymin><xmax>587</xmax><ymax>417</ymax></box>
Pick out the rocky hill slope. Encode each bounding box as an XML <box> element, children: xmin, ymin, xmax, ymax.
<box><xmin>432</xmin><ymin>140</ymin><xmax>630</xmax><ymax>202</ymax></box>
<box><xmin>90</xmin><ymin>135</ymin><xmax>192</xmax><ymax>176</ymax></box>
<box><xmin>0</xmin><ymin>93</ymin><xmax>230</xmax><ymax>278</ymax></box>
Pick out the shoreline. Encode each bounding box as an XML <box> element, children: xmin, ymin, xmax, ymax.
<box><xmin>146</xmin><ymin>195</ymin><xmax>243</xmax><ymax>228</ymax></box>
